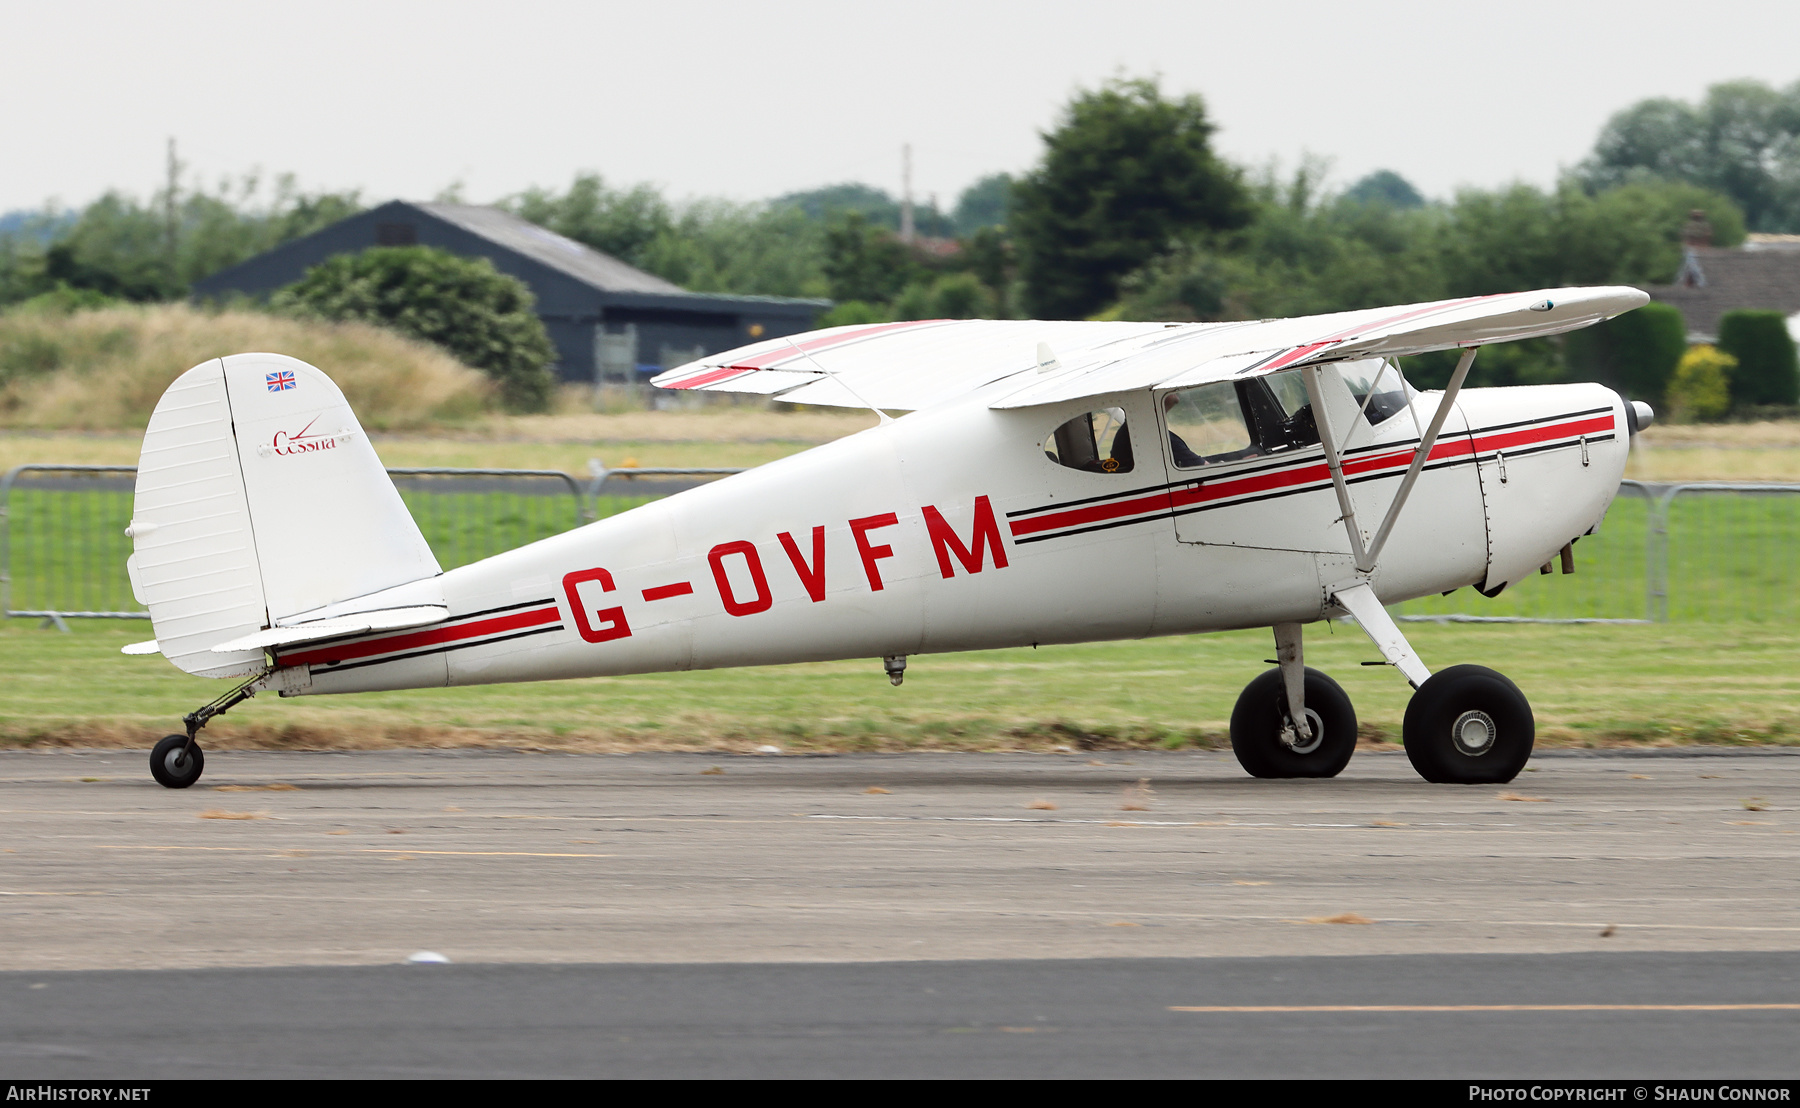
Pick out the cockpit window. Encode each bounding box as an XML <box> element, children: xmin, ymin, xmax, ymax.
<box><xmin>1163</xmin><ymin>383</ymin><xmax>1260</xmax><ymax>468</ymax></box>
<box><xmin>1044</xmin><ymin>407</ymin><xmax>1134</xmax><ymax>474</ymax></box>
<box><xmin>1337</xmin><ymin>358</ymin><xmax>1415</xmax><ymax>425</ymax></box>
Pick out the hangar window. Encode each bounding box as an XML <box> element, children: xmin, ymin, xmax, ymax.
<box><xmin>1044</xmin><ymin>407</ymin><xmax>1134</xmax><ymax>473</ymax></box>
<box><xmin>375</xmin><ymin>221</ymin><xmax>418</xmax><ymax>246</ymax></box>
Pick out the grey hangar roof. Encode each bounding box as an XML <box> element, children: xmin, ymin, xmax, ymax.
<box><xmin>190</xmin><ymin>199</ymin><xmax>830</xmax><ymax>383</ymax></box>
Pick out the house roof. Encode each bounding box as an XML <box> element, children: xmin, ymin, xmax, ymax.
<box><xmin>1647</xmin><ymin>246</ymin><xmax>1800</xmax><ymax>339</ymax></box>
<box><xmin>413</xmin><ymin>202</ymin><xmax>687</xmax><ymax>296</ymax></box>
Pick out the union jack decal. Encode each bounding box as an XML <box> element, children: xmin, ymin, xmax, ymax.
<box><xmin>266</xmin><ymin>370</ymin><xmax>297</xmax><ymax>392</ymax></box>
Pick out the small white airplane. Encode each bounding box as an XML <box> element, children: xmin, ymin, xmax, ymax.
<box><xmin>122</xmin><ymin>286</ymin><xmax>1652</xmax><ymax>789</ymax></box>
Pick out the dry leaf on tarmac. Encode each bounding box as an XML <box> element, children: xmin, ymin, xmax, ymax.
<box><xmin>1628</xmin><ymin>775</ymin><xmax>1650</xmax><ymax>781</ymax></box>
<box><xmin>1105</xmin><ymin>920</ymin><xmax>1141</xmax><ymax>927</ymax></box>
<box><xmin>701</xmin><ymin>766</ymin><xmax>725</xmax><ymax>776</ymax></box>
<box><xmin>1371</xmin><ymin>819</ymin><xmax>1407</xmax><ymax>827</ymax></box>
<box><xmin>213</xmin><ymin>784</ymin><xmax>300</xmax><ymax>792</ymax></box>
<box><xmin>1742</xmin><ymin>798</ymin><xmax>1769</xmax><ymax>811</ymax></box>
<box><xmin>1600</xmin><ymin>924</ymin><xmax>1618</xmax><ymax>937</ymax></box>
<box><xmin>1498</xmin><ymin>791</ymin><xmax>1549</xmax><ymax>802</ymax></box>
<box><xmin>1027</xmin><ymin>799</ymin><xmax>1058</xmax><ymax>810</ymax></box>
<box><xmin>1120</xmin><ymin>777</ymin><xmax>1153</xmax><ymax>811</ymax></box>
<box><xmin>863</xmin><ymin>786</ymin><xmax>891</xmax><ymax>795</ymax></box>
<box><xmin>1305</xmin><ymin>912</ymin><xmax>1374</xmax><ymax>925</ymax></box>
<box><xmin>197</xmin><ymin>810</ymin><xmax>265</xmax><ymax>820</ymax></box>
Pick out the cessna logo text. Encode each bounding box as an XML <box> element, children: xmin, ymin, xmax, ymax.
<box><xmin>270</xmin><ymin>416</ymin><xmax>338</xmax><ymax>457</ymax></box>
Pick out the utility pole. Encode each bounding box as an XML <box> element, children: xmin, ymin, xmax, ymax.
<box><xmin>900</xmin><ymin>143</ymin><xmax>915</xmax><ymax>245</ymax></box>
<box><xmin>163</xmin><ymin>137</ymin><xmax>180</xmax><ymax>266</ymax></box>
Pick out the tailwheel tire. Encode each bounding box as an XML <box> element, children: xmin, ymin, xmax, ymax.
<box><xmin>1403</xmin><ymin>665</ymin><xmax>1533</xmax><ymax>784</ymax></box>
<box><xmin>1229</xmin><ymin>667</ymin><xmax>1357</xmax><ymax>779</ymax></box>
<box><xmin>150</xmin><ymin>734</ymin><xmax>205</xmax><ymax>789</ymax></box>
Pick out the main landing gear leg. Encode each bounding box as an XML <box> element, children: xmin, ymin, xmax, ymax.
<box><xmin>1229</xmin><ymin>622</ymin><xmax>1356</xmax><ymax>779</ymax></box>
<box><xmin>149</xmin><ymin>674</ymin><xmax>263</xmax><ymax>789</ymax></box>
<box><xmin>1331</xmin><ymin>582</ymin><xmax>1534</xmax><ymax>784</ymax></box>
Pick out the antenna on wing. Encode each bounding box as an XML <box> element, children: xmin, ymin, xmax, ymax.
<box><xmin>1036</xmin><ymin>342</ymin><xmax>1061</xmax><ymax>375</ymax></box>
<box><xmin>784</xmin><ymin>336</ymin><xmax>893</xmax><ymax>425</ymax></box>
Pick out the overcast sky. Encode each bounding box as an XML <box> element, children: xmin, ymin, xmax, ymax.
<box><xmin>4</xmin><ymin>0</ymin><xmax>1796</xmax><ymax>215</ymax></box>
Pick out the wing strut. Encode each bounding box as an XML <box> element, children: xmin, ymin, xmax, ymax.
<box><xmin>1301</xmin><ymin>365</ymin><xmax>1369</xmax><ymax>568</ymax></box>
<box><xmin>1361</xmin><ymin>346</ymin><xmax>1480</xmax><ymax>571</ymax></box>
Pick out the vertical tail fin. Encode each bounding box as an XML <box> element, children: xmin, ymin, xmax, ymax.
<box><xmin>129</xmin><ymin>353</ymin><xmax>440</xmax><ymax>677</ymax></box>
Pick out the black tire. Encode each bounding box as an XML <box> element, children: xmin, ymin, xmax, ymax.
<box><xmin>1230</xmin><ymin>667</ymin><xmax>1357</xmax><ymax>779</ymax></box>
<box><xmin>150</xmin><ymin>734</ymin><xmax>204</xmax><ymax>789</ymax></box>
<box><xmin>1403</xmin><ymin>665</ymin><xmax>1533</xmax><ymax>784</ymax></box>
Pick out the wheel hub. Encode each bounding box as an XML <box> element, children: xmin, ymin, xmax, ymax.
<box><xmin>1281</xmin><ymin>708</ymin><xmax>1326</xmax><ymax>755</ymax></box>
<box><xmin>165</xmin><ymin>747</ymin><xmax>191</xmax><ymax>774</ymax></box>
<box><xmin>1451</xmin><ymin>710</ymin><xmax>1497</xmax><ymax>756</ymax></box>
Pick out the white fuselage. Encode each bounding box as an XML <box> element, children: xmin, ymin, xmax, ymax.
<box><xmin>282</xmin><ymin>373</ymin><xmax>1629</xmax><ymax>697</ymax></box>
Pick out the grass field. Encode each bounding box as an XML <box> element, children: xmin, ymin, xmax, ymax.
<box><xmin>2</xmin><ymin>617</ymin><xmax>1796</xmax><ymax>753</ymax></box>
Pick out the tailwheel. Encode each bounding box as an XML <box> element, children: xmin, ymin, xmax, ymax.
<box><xmin>1403</xmin><ymin>665</ymin><xmax>1534</xmax><ymax>784</ymax></box>
<box><xmin>150</xmin><ymin>734</ymin><xmax>205</xmax><ymax>789</ymax></box>
<box><xmin>1229</xmin><ymin>667</ymin><xmax>1357</xmax><ymax>779</ymax></box>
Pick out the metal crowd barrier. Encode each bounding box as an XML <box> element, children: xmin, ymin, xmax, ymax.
<box><xmin>6</xmin><ymin>466</ymin><xmax>1798</xmax><ymax>625</ymax></box>
<box><xmin>1</xmin><ymin>462</ymin><xmax>745</xmax><ymax>624</ymax></box>
<box><xmin>1390</xmin><ymin>479</ymin><xmax>1800</xmax><ymax>624</ymax></box>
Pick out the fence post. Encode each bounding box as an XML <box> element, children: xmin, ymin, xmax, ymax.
<box><xmin>1646</xmin><ymin>484</ymin><xmax>1677</xmax><ymax>623</ymax></box>
<box><xmin>0</xmin><ymin>465</ymin><xmax>19</xmax><ymax>620</ymax></box>
<box><xmin>584</xmin><ymin>459</ymin><xmax>608</xmax><ymax>524</ymax></box>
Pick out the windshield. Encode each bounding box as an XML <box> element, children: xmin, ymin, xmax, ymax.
<box><xmin>1337</xmin><ymin>359</ymin><xmax>1415</xmax><ymax>425</ymax></box>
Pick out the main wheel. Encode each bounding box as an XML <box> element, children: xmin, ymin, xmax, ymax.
<box><xmin>1403</xmin><ymin>665</ymin><xmax>1533</xmax><ymax>784</ymax></box>
<box><xmin>150</xmin><ymin>734</ymin><xmax>205</xmax><ymax>789</ymax></box>
<box><xmin>1229</xmin><ymin>667</ymin><xmax>1357</xmax><ymax>779</ymax></box>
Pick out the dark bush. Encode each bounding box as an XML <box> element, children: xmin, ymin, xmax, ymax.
<box><xmin>1717</xmin><ymin>309</ymin><xmax>1800</xmax><ymax>408</ymax></box>
<box><xmin>1563</xmin><ymin>300</ymin><xmax>1687</xmax><ymax>403</ymax></box>
<box><xmin>273</xmin><ymin>246</ymin><xmax>557</xmax><ymax>412</ymax></box>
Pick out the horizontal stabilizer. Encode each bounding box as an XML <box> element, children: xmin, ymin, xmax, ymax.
<box><xmin>121</xmin><ymin>639</ymin><xmax>161</xmax><ymax>656</ymax></box>
<box><xmin>209</xmin><ymin>606</ymin><xmax>449</xmax><ymax>654</ymax></box>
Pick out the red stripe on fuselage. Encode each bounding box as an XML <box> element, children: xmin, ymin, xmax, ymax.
<box><xmin>1009</xmin><ymin>412</ymin><xmax>1613</xmax><ymax>539</ymax></box>
<box><xmin>279</xmin><ymin>606</ymin><xmax>561</xmax><ymax>667</ymax></box>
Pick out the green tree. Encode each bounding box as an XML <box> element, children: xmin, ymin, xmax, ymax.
<box><xmin>1341</xmin><ymin>170</ymin><xmax>1425</xmax><ymax>209</ymax></box>
<box><xmin>637</xmin><ymin>201</ymin><xmax>829</xmax><ymax>298</ymax></box>
<box><xmin>1579</xmin><ymin>79</ymin><xmax>1800</xmax><ymax>232</ymax></box>
<box><xmin>1012</xmin><ymin>76</ymin><xmax>1251</xmax><ymax>319</ymax></box>
<box><xmin>821</xmin><ymin>212</ymin><xmax>915</xmax><ymax>304</ymax></box>
<box><xmin>953</xmin><ymin>174</ymin><xmax>1013</xmax><ymax>233</ymax></box>
<box><xmin>773</xmin><ymin>183</ymin><xmax>953</xmax><ymax>238</ymax></box>
<box><xmin>1562</xmin><ymin>301</ymin><xmax>1687</xmax><ymax>403</ymax></box>
<box><xmin>1717</xmin><ymin>309</ymin><xmax>1800</xmax><ymax>408</ymax></box>
<box><xmin>0</xmin><ymin>172</ymin><xmax>363</xmax><ymax>308</ymax></box>
<box><xmin>504</xmin><ymin>172</ymin><xmax>673</xmax><ymax>267</ymax></box>
<box><xmin>272</xmin><ymin>246</ymin><xmax>557</xmax><ymax>412</ymax></box>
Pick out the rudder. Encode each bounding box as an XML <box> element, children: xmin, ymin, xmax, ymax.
<box><xmin>129</xmin><ymin>353</ymin><xmax>440</xmax><ymax>677</ymax></box>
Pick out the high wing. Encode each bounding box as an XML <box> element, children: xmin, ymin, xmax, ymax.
<box><xmin>650</xmin><ymin>287</ymin><xmax>1649</xmax><ymax>411</ymax></box>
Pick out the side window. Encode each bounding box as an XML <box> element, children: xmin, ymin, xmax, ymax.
<box><xmin>1044</xmin><ymin>408</ymin><xmax>1134</xmax><ymax>474</ymax></box>
<box><xmin>1162</xmin><ymin>383</ymin><xmax>1259</xmax><ymax>468</ymax></box>
<box><xmin>1338</xmin><ymin>359</ymin><xmax>1415</xmax><ymax>425</ymax></box>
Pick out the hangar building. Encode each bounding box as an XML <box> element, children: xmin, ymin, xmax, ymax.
<box><xmin>190</xmin><ymin>200</ymin><xmax>829</xmax><ymax>383</ymax></box>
